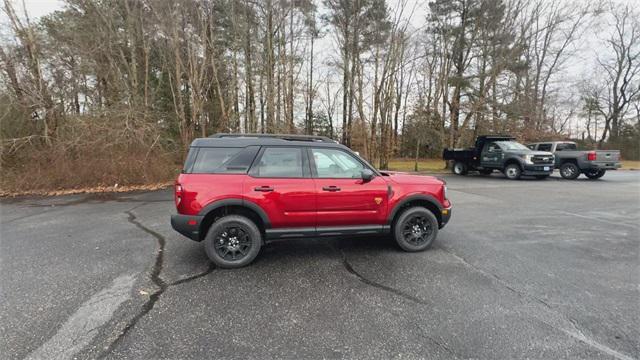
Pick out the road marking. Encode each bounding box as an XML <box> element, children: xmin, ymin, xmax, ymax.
<box><xmin>556</xmin><ymin>210</ymin><xmax>638</xmax><ymax>229</ymax></box>
<box><xmin>25</xmin><ymin>274</ymin><xmax>137</xmax><ymax>360</ymax></box>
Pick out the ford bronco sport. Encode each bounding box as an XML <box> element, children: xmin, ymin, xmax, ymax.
<box><xmin>171</xmin><ymin>134</ymin><xmax>451</xmax><ymax>268</ymax></box>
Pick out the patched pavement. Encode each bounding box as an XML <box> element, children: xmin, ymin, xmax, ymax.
<box><xmin>1</xmin><ymin>171</ymin><xmax>638</xmax><ymax>359</ymax></box>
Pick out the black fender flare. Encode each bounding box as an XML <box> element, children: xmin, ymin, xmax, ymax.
<box><xmin>198</xmin><ymin>198</ymin><xmax>272</xmax><ymax>229</ymax></box>
<box><xmin>502</xmin><ymin>157</ymin><xmax>524</xmax><ymax>170</ymax></box>
<box><xmin>387</xmin><ymin>194</ymin><xmax>443</xmax><ymax>225</ymax></box>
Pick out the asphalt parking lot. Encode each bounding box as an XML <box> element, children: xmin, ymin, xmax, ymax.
<box><xmin>1</xmin><ymin>171</ymin><xmax>639</xmax><ymax>360</ymax></box>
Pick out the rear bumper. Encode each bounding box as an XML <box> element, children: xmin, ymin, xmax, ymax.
<box><xmin>440</xmin><ymin>207</ymin><xmax>452</xmax><ymax>229</ymax></box>
<box><xmin>171</xmin><ymin>214</ymin><xmax>204</xmax><ymax>241</ymax></box>
<box><xmin>588</xmin><ymin>162</ymin><xmax>621</xmax><ymax>170</ymax></box>
<box><xmin>523</xmin><ymin>164</ymin><xmax>554</xmax><ymax>175</ymax></box>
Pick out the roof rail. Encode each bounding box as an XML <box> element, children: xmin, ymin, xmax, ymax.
<box><xmin>209</xmin><ymin>133</ymin><xmax>337</xmax><ymax>143</ymax></box>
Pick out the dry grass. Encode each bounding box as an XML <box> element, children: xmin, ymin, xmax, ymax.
<box><xmin>388</xmin><ymin>158</ymin><xmax>640</xmax><ymax>172</ymax></box>
<box><xmin>621</xmin><ymin>160</ymin><xmax>640</xmax><ymax>170</ymax></box>
<box><xmin>387</xmin><ymin>158</ymin><xmax>448</xmax><ymax>172</ymax></box>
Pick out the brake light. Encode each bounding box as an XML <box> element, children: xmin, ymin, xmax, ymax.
<box><xmin>175</xmin><ymin>182</ymin><xmax>183</xmax><ymax>206</ymax></box>
<box><xmin>587</xmin><ymin>151</ymin><xmax>596</xmax><ymax>161</ymax></box>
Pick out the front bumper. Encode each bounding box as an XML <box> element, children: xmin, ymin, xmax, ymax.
<box><xmin>171</xmin><ymin>214</ymin><xmax>204</xmax><ymax>241</ymax></box>
<box><xmin>523</xmin><ymin>164</ymin><xmax>554</xmax><ymax>175</ymax></box>
<box><xmin>440</xmin><ymin>207</ymin><xmax>452</xmax><ymax>229</ymax></box>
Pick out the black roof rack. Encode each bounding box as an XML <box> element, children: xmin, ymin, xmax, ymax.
<box><xmin>209</xmin><ymin>133</ymin><xmax>337</xmax><ymax>143</ymax></box>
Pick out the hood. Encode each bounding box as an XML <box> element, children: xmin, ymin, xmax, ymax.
<box><xmin>508</xmin><ymin>149</ymin><xmax>553</xmax><ymax>156</ymax></box>
<box><xmin>379</xmin><ymin>171</ymin><xmax>444</xmax><ymax>185</ymax></box>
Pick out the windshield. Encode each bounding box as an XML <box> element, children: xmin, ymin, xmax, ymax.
<box><xmin>495</xmin><ymin>141</ymin><xmax>530</xmax><ymax>151</ymax></box>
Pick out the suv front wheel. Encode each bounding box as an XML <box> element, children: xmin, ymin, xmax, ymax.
<box><xmin>393</xmin><ymin>207</ymin><xmax>439</xmax><ymax>252</ymax></box>
<box><xmin>204</xmin><ymin>215</ymin><xmax>262</xmax><ymax>268</ymax></box>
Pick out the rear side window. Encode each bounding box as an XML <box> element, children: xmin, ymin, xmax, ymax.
<box><xmin>537</xmin><ymin>144</ymin><xmax>552</xmax><ymax>151</ymax></box>
<box><xmin>188</xmin><ymin>146</ymin><xmax>259</xmax><ymax>174</ymax></box>
<box><xmin>556</xmin><ymin>143</ymin><xmax>576</xmax><ymax>151</ymax></box>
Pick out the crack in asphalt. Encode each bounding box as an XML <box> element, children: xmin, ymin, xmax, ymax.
<box><xmin>335</xmin><ymin>245</ymin><xmax>431</xmax><ymax>306</ymax></box>
<box><xmin>334</xmin><ymin>245</ymin><xmax>457</xmax><ymax>358</ymax></box>
<box><xmin>97</xmin><ymin>209</ymin><xmax>215</xmax><ymax>359</ymax></box>
<box><xmin>439</xmin><ymin>246</ymin><xmax>635</xmax><ymax>360</ymax></box>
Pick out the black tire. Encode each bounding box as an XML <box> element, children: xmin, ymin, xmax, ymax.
<box><xmin>535</xmin><ymin>175</ymin><xmax>549</xmax><ymax>180</ymax></box>
<box><xmin>584</xmin><ymin>169</ymin><xmax>606</xmax><ymax>179</ymax></box>
<box><xmin>452</xmin><ymin>161</ymin><xmax>468</xmax><ymax>176</ymax></box>
<box><xmin>204</xmin><ymin>215</ymin><xmax>262</xmax><ymax>268</ymax></box>
<box><xmin>504</xmin><ymin>163</ymin><xmax>522</xmax><ymax>180</ymax></box>
<box><xmin>560</xmin><ymin>162</ymin><xmax>580</xmax><ymax>180</ymax></box>
<box><xmin>479</xmin><ymin>169</ymin><xmax>493</xmax><ymax>175</ymax></box>
<box><xmin>393</xmin><ymin>207</ymin><xmax>439</xmax><ymax>252</ymax></box>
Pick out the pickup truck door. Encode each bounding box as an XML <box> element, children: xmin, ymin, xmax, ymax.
<box><xmin>481</xmin><ymin>142</ymin><xmax>502</xmax><ymax>168</ymax></box>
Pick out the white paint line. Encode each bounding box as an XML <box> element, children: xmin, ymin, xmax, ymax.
<box><xmin>26</xmin><ymin>274</ymin><xmax>137</xmax><ymax>360</ymax></box>
<box><xmin>556</xmin><ymin>210</ymin><xmax>638</xmax><ymax>229</ymax></box>
<box><xmin>560</xmin><ymin>327</ymin><xmax>635</xmax><ymax>360</ymax></box>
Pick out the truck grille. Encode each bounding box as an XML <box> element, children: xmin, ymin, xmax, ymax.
<box><xmin>532</xmin><ymin>155</ymin><xmax>553</xmax><ymax>164</ymax></box>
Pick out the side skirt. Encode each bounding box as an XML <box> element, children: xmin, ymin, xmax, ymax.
<box><xmin>265</xmin><ymin>225</ymin><xmax>390</xmax><ymax>241</ymax></box>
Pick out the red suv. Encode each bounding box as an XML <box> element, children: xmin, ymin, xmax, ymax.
<box><xmin>171</xmin><ymin>134</ymin><xmax>451</xmax><ymax>268</ymax></box>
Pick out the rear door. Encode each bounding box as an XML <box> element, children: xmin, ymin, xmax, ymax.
<box><xmin>309</xmin><ymin>147</ymin><xmax>388</xmax><ymax>227</ymax></box>
<box><xmin>244</xmin><ymin>146</ymin><xmax>316</xmax><ymax>229</ymax></box>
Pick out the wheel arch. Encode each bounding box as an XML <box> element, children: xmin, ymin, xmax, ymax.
<box><xmin>388</xmin><ymin>194</ymin><xmax>443</xmax><ymax>228</ymax></box>
<box><xmin>198</xmin><ymin>199</ymin><xmax>271</xmax><ymax>241</ymax></box>
<box><xmin>503</xmin><ymin>158</ymin><xmax>523</xmax><ymax>170</ymax></box>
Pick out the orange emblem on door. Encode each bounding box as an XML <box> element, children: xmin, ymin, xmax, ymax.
<box><xmin>374</xmin><ymin>197</ymin><xmax>383</xmax><ymax>205</ymax></box>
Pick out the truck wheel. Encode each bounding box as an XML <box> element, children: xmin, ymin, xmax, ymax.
<box><xmin>479</xmin><ymin>169</ymin><xmax>493</xmax><ymax>175</ymax></box>
<box><xmin>452</xmin><ymin>161</ymin><xmax>468</xmax><ymax>175</ymax></box>
<box><xmin>204</xmin><ymin>215</ymin><xmax>262</xmax><ymax>268</ymax></box>
<box><xmin>504</xmin><ymin>164</ymin><xmax>521</xmax><ymax>180</ymax></box>
<box><xmin>584</xmin><ymin>169</ymin><xmax>606</xmax><ymax>179</ymax></box>
<box><xmin>560</xmin><ymin>162</ymin><xmax>580</xmax><ymax>180</ymax></box>
<box><xmin>393</xmin><ymin>207</ymin><xmax>438</xmax><ymax>252</ymax></box>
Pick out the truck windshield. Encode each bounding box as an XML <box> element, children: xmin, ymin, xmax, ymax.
<box><xmin>495</xmin><ymin>141</ymin><xmax>530</xmax><ymax>151</ymax></box>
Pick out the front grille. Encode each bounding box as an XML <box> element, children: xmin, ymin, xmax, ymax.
<box><xmin>532</xmin><ymin>156</ymin><xmax>553</xmax><ymax>164</ymax></box>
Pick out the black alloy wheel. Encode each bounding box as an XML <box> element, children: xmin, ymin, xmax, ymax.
<box><xmin>204</xmin><ymin>215</ymin><xmax>262</xmax><ymax>268</ymax></box>
<box><xmin>393</xmin><ymin>207</ymin><xmax>439</xmax><ymax>252</ymax></box>
<box><xmin>214</xmin><ymin>226</ymin><xmax>252</xmax><ymax>261</ymax></box>
<box><xmin>402</xmin><ymin>214</ymin><xmax>434</xmax><ymax>246</ymax></box>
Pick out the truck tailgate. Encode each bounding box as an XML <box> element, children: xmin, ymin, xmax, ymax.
<box><xmin>595</xmin><ymin>150</ymin><xmax>620</xmax><ymax>162</ymax></box>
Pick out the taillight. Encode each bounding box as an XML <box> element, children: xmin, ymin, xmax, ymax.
<box><xmin>587</xmin><ymin>151</ymin><xmax>596</xmax><ymax>161</ymax></box>
<box><xmin>175</xmin><ymin>182</ymin><xmax>183</xmax><ymax>206</ymax></box>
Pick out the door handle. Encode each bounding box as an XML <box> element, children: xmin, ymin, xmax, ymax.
<box><xmin>322</xmin><ymin>186</ymin><xmax>341</xmax><ymax>192</ymax></box>
<box><xmin>254</xmin><ymin>186</ymin><xmax>274</xmax><ymax>192</ymax></box>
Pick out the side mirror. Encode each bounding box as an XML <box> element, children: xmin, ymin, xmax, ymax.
<box><xmin>361</xmin><ymin>168</ymin><xmax>374</xmax><ymax>182</ymax></box>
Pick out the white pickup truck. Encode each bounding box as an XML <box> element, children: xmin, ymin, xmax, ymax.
<box><xmin>526</xmin><ymin>141</ymin><xmax>621</xmax><ymax>179</ymax></box>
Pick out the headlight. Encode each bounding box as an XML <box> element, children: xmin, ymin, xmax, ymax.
<box><xmin>443</xmin><ymin>185</ymin><xmax>448</xmax><ymax>200</ymax></box>
<box><xmin>523</xmin><ymin>154</ymin><xmax>533</xmax><ymax>164</ymax></box>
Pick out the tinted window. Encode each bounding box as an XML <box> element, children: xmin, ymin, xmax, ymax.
<box><xmin>537</xmin><ymin>144</ymin><xmax>552</xmax><ymax>151</ymax></box>
<box><xmin>190</xmin><ymin>146</ymin><xmax>258</xmax><ymax>174</ymax></box>
<box><xmin>312</xmin><ymin>148</ymin><xmax>364</xmax><ymax>178</ymax></box>
<box><xmin>485</xmin><ymin>143</ymin><xmax>501</xmax><ymax>152</ymax></box>
<box><xmin>556</xmin><ymin>143</ymin><xmax>577</xmax><ymax>151</ymax></box>
<box><xmin>252</xmin><ymin>147</ymin><xmax>304</xmax><ymax>177</ymax></box>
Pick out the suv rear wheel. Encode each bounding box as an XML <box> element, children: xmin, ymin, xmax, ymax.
<box><xmin>204</xmin><ymin>215</ymin><xmax>262</xmax><ymax>268</ymax></box>
<box><xmin>393</xmin><ymin>207</ymin><xmax>438</xmax><ymax>252</ymax></box>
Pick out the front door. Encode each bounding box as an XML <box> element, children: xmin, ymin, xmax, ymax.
<box><xmin>244</xmin><ymin>146</ymin><xmax>316</xmax><ymax>229</ymax></box>
<box><xmin>481</xmin><ymin>142</ymin><xmax>502</xmax><ymax>168</ymax></box>
<box><xmin>309</xmin><ymin>148</ymin><xmax>388</xmax><ymax>227</ymax></box>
